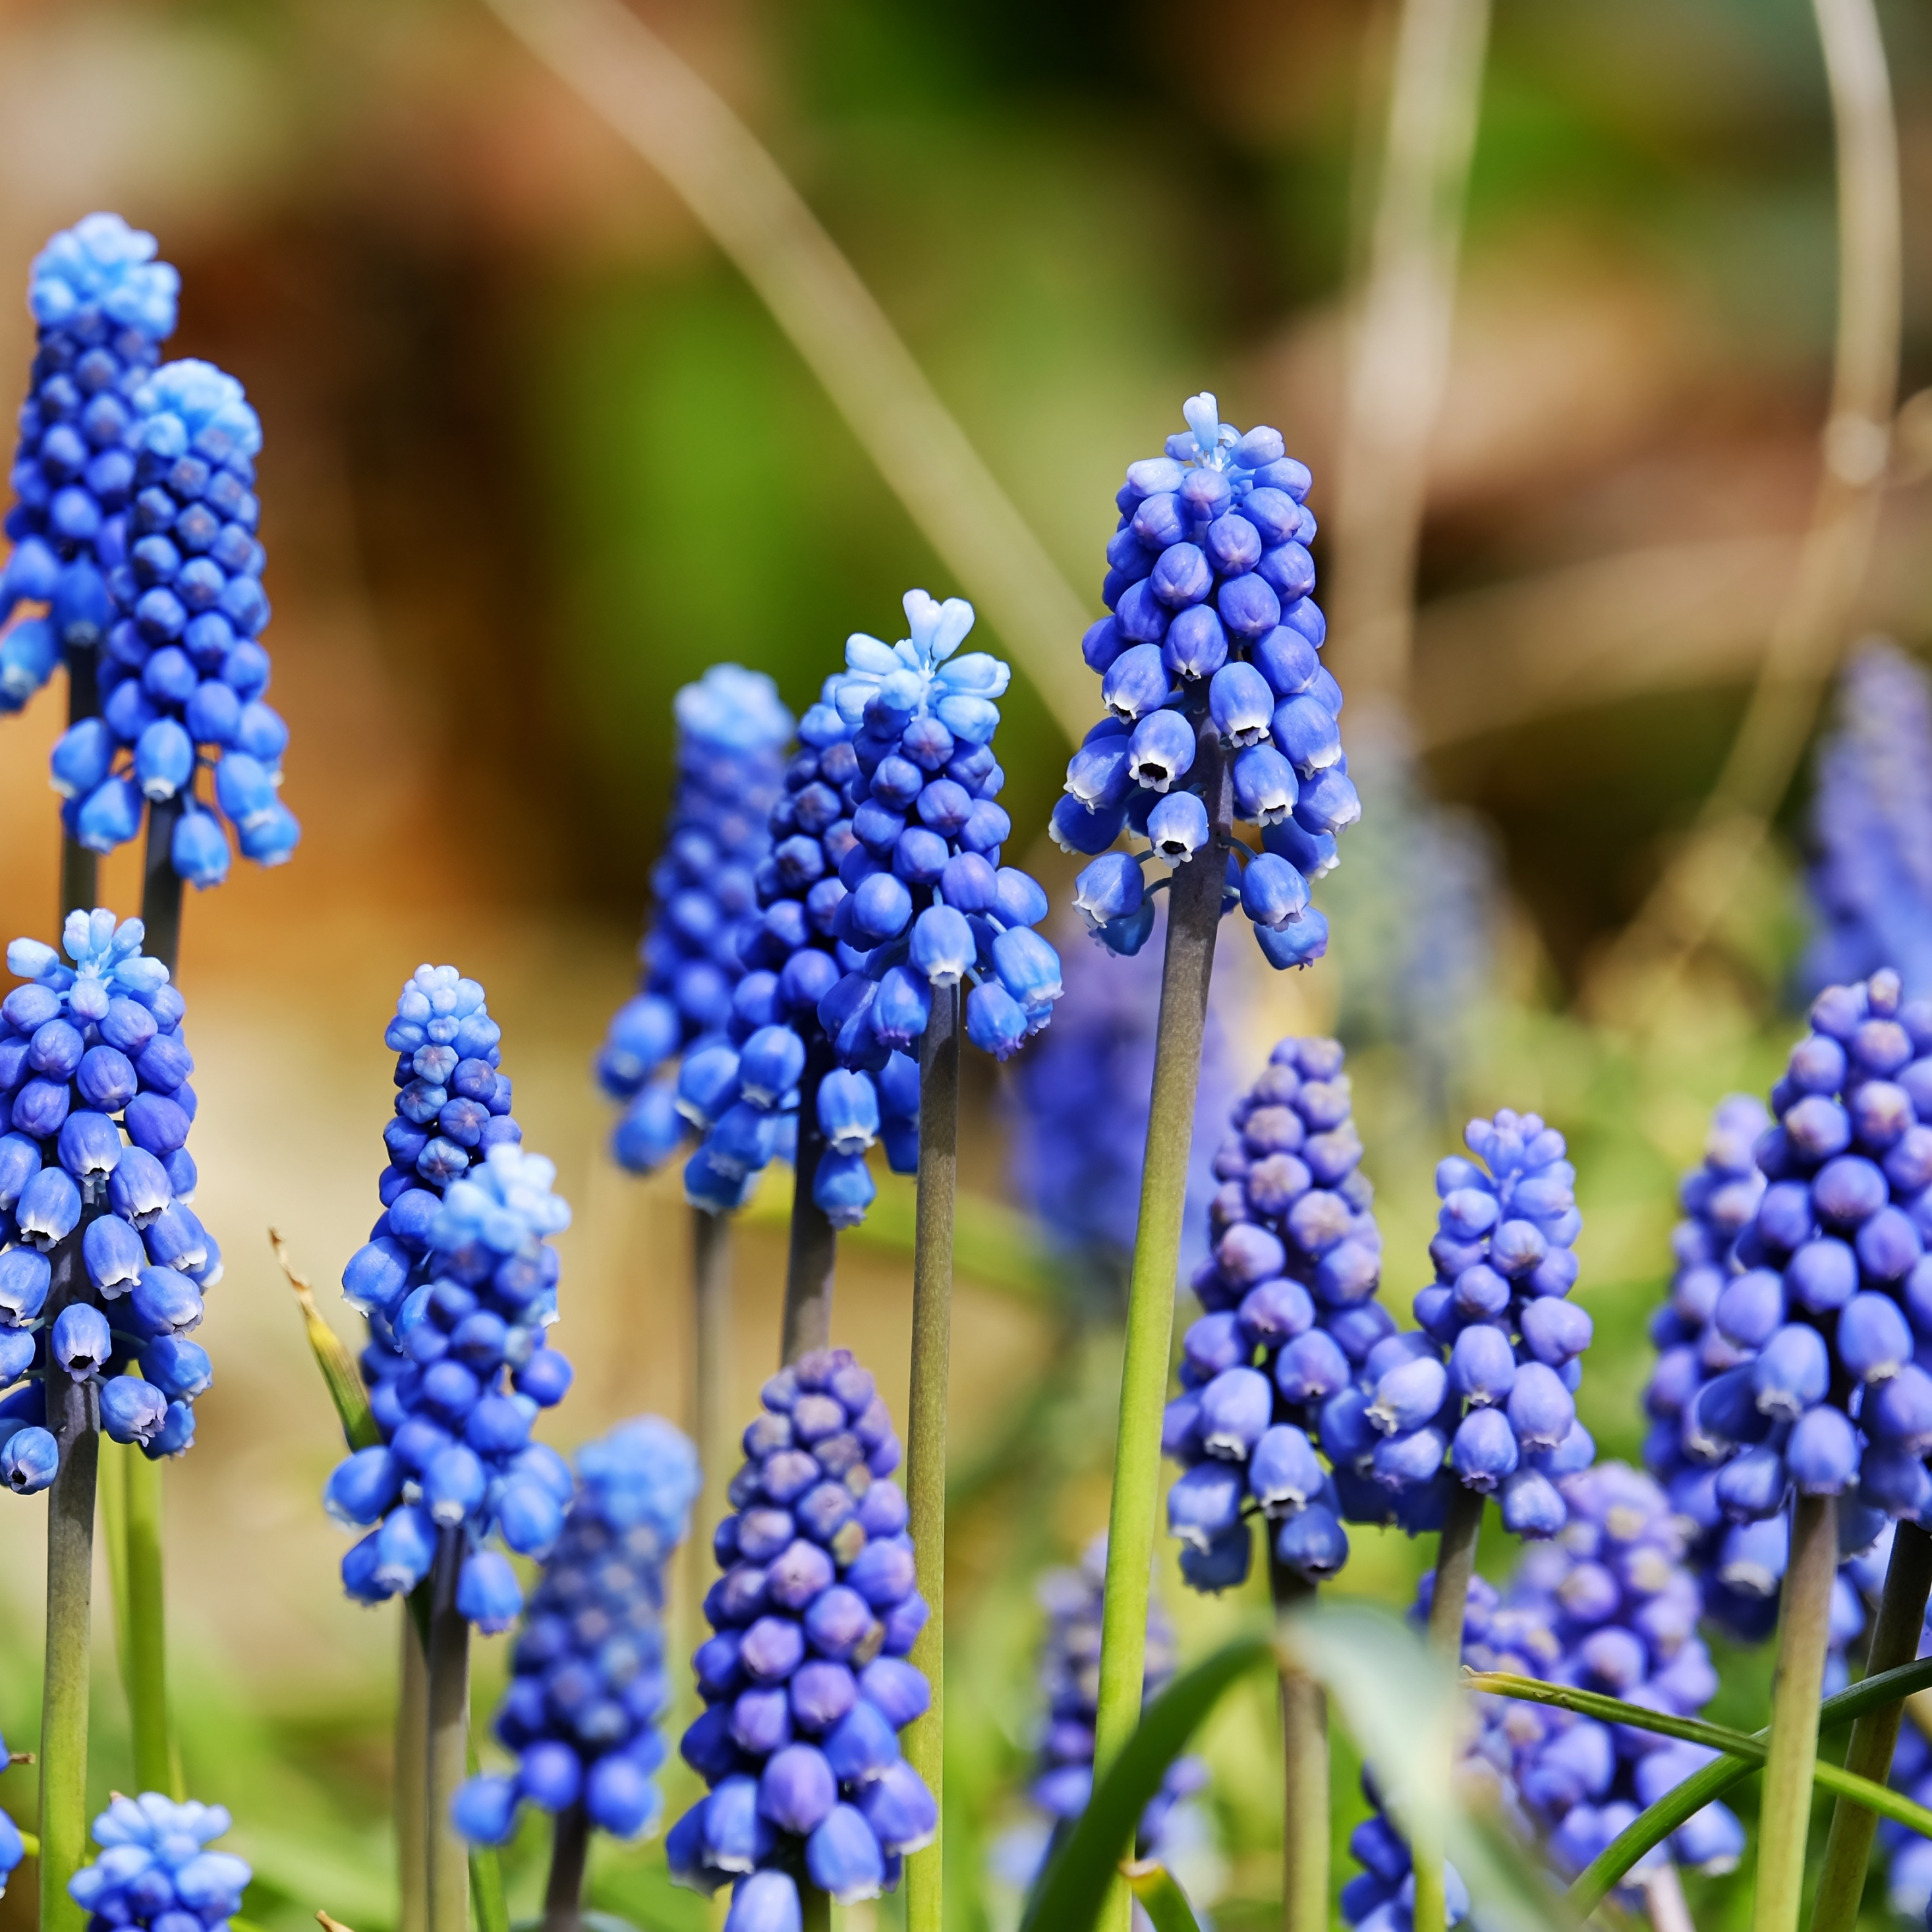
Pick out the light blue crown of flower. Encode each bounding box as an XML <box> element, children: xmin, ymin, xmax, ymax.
<box><xmin>90</xmin><ymin>1793</ymin><xmax>233</xmax><ymax>1855</ymax></box>
<box><xmin>430</xmin><ymin>1142</ymin><xmax>572</xmax><ymax>1256</ymax></box>
<box><xmin>673</xmin><ymin>662</ymin><xmax>795</xmax><ymax>755</ymax></box>
<box><xmin>577</xmin><ymin>1415</ymin><xmax>702</xmax><ymax>1542</ymax></box>
<box><xmin>28</xmin><ymin>212</ymin><xmax>179</xmax><ymax>339</ymax></box>
<box><xmin>6</xmin><ymin>908</ymin><xmax>168</xmax><ymax>1002</ymax></box>
<box><xmin>385</xmin><ymin>964</ymin><xmax>488</xmax><ymax>1053</ymax></box>
<box><xmin>830</xmin><ymin>588</ymin><xmax>1011</xmax><ymax>743</ymax></box>
<box><xmin>136</xmin><ymin>358</ymin><xmax>263</xmax><ymax>463</ymax></box>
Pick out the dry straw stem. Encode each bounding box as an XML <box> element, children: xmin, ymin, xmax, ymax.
<box><xmin>1587</xmin><ymin>0</ymin><xmax>1900</xmax><ymax>1025</ymax></box>
<box><xmin>480</xmin><ymin>0</ymin><xmax>1093</xmax><ymax>745</ymax></box>
<box><xmin>1328</xmin><ymin>0</ymin><xmax>1492</xmax><ymax>710</ymax></box>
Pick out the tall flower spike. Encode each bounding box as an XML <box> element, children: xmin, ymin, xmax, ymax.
<box><xmin>1161</xmin><ymin>1038</ymin><xmax>1386</xmax><ymax>1593</ymax></box>
<box><xmin>327</xmin><ymin>964</ymin><xmax>574</xmax><ymax>1628</ymax></box>
<box><xmin>0</xmin><ymin>214</ymin><xmax>178</xmax><ymax>714</ymax></box>
<box><xmin>1804</xmin><ymin>643</ymin><xmax>1932</xmax><ymax>999</ymax></box>
<box><xmin>53</xmin><ymin>355</ymin><xmax>297</xmax><ymax>882</ymax></box>
<box><xmin>0</xmin><ymin>909</ymin><xmax>216</xmax><ymax>1493</ymax></box>
<box><xmin>1060</xmin><ymin>393</ymin><xmax>1351</xmax><ymax>971</ymax></box>
<box><xmin>598</xmin><ymin>666</ymin><xmax>794</xmax><ymax>1174</ymax></box>
<box><xmin>455</xmin><ymin>1416</ymin><xmax>700</xmax><ymax>1848</ymax></box>
<box><xmin>66</xmin><ymin>1792</ymin><xmax>251</xmax><ymax>1930</ymax></box>
<box><xmin>669</xmin><ymin>1347</ymin><xmax>936</xmax><ymax>1918</ymax></box>
<box><xmin>992</xmin><ymin>1538</ymin><xmax>1214</xmax><ymax>1900</ymax></box>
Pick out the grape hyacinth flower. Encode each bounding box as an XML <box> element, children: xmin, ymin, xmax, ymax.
<box><xmin>455</xmin><ymin>1417</ymin><xmax>699</xmax><ymax>1859</ymax></box>
<box><xmin>597</xmin><ymin>665</ymin><xmax>794</xmax><ymax>1174</ymax></box>
<box><xmin>0</xmin><ymin>909</ymin><xmax>217</xmax><ymax>1493</ymax></box>
<box><xmin>1804</xmin><ymin>643</ymin><xmax>1932</xmax><ymax>1000</ymax></box>
<box><xmin>0</xmin><ymin>213</ymin><xmax>178</xmax><ymax>714</ymax></box>
<box><xmin>66</xmin><ymin>1792</ymin><xmax>250</xmax><ymax>1931</ymax></box>
<box><xmin>1880</xmin><ymin>1715</ymin><xmax>1932</xmax><ymax>1919</ymax></box>
<box><xmin>329</xmin><ymin>964</ymin><xmax>574</xmax><ymax>1628</ymax></box>
<box><xmin>1058</xmin><ymin>393</ymin><xmax>1353</xmax><ymax>971</ymax></box>
<box><xmin>669</xmin><ymin>1347</ymin><xmax>936</xmax><ymax>1921</ymax></box>
<box><xmin>53</xmin><ymin>356</ymin><xmax>297</xmax><ymax>880</ymax></box>
<box><xmin>1162</xmin><ymin>1037</ymin><xmax>1387</xmax><ymax>1595</ymax></box>
<box><xmin>996</xmin><ymin>1539</ymin><xmax>1212</xmax><ymax>1899</ymax></box>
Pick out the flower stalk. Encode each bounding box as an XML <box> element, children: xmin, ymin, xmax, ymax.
<box><xmin>691</xmin><ymin>1205</ymin><xmax>732</xmax><ymax>1657</ymax></box>
<box><xmin>398</xmin><ymin>1614</ymin><xmax>428</xmax><ymax>1932</ymax></box>
<box><xmin>1813</xmin><ymin>1518</ymin><xmax>1932</xmax><ymax>1932</ymax></box>
<box><xmin>1753</xmin><ymin>1492</ymin><xmax>1838</xmax><ymax>1932</ymax></box>
<box><xmin>904</xmin><ymin>981</ymin><xmax>960</xmax><ymax>1932</ymax></box>
<box><xmin>59</xmin><ymin>650</ymin><xmax>98</xmax><ymax>923</ymax></box>
<box><xmin>1268</xmin><ymin>1560</ymin><xmax>1327</xmax><ymax>1932</ymax></box>
<box><xmin>425</xmin><ymin>1531</ymin><xmax>470</xmax><ymax>1932</ymax></box>
<box><xmin>1091</xmin><ymin>715</ymin><xmax>1230</xmax><ymax>1932</ymax></box>
<box><xmin>40</xmin><ymin>1220</ymin><xmax>99</xmax><ymax>1932</ymax></box>
<box><xmin>1411</xmin><ymin>1483</ymin><xmax>1483</xmax><ymax>1932</ymax></box>
<box><xmin>540</xmin><ymin>1802</ymin><xmax>588</xmax><ymax>1932</ymax></box>
<box><xmin>781</xmin><ymin>1034</ymin><xmax>839</xmax><ymax>1364</ymax></box>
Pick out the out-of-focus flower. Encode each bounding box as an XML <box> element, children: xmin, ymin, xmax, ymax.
<box><xmin>67</xmin><ymin>1793</ymin><xmax>250</xmax><ymax>1929</ymax></box>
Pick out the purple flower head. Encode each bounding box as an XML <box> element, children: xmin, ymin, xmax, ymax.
<box><xmin>673</xmin><ymin>1347</ymin><xmax>932</xmax><ymax>1904</ymax></box>
<box><xmin>1060</xmin><ymin>393</ymin><xmax>1348</xmax><ymax>973</ymax></box>
<box><xmin>598</xmin><ymin>664</ymin><xmax>793</xmax><ymax>1176</ymax></box>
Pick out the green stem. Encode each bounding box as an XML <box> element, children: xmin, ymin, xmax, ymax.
<box><xmin>124</xmin><ymin>1450</ymin><xmax>173</xmax><ymax>1795</ymax></box>
<box><xmin>398</xmin><ymin>1606</ymin><xmax>428</xmax><ymax>1932</ymax></box>
<box><xmin>692</xmin><ymin>1205</ymin><xmax>731</xmax><ymax>1659</ymax></box>
<box><xmin>1813</xmin><ymin>1518</ymin><xmax>1932</xmax><ymax>1932</ymax></box>
<box><xmin>1091</xmin><ymin>714</ymin><xmax>1230</xmax><ymax>1932</ymax></box>
<box><xmin>40</xmin><ymin>1224</ymin><xmax>99</xmax><ymax>1932</ymax></box>
<box><xmin>1268</xmin><ymin>1558</ymin><xmax>1327</xmax><ymax>1932</ymax></box>
<box><xmin>801</xmin><ymin>1883</ymin><xmax>832</xmax><ymax>1932</ymax></box>
<box><xmin>781</xmin><ymin>1032</ymin><xmax>838</xmax><ymax>1365</ymax></box>
<box><xmin>904</xmin><ymin>982</ymin><xmax>959</xmax><ymax>1932</ymax></box>
<box><xmin>1753</xmin><ymin>1492</ymin><xmax>1838</xmax><ymax>1932</ymax></box>
<box><xmin>424</xmin><ymin>1531</ymin><xmax>470</xmax><ymax>1932</ymax></box>
<box><xmin>139</xmin><ymin>793</ymin><xmax>185</xmax><ymax>981</ymax></box>
<box><xmin>540</xmin><ymin>1802</ymin><xmax>588</xmax><ymax>1932</ymax></box>
<box><xmin>1413</xmin><ymin>1482</ymin><xmax>1483</xmax><ymax>1932</ymax></box>
<box><xmin>59</xmin><ymin>647</ymin><xmax>98</xmax><ymax>923</ymax></box>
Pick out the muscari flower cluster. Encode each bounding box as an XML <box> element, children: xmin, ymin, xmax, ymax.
<box><xmin>1004</xmin><ymin>1537</ymin><xmax>1209</xmax><ymax>1886</ymax></box>
<box><xmin>679</xmin><ymin>593</ymin><xmax>1060</xmax><ymax>1230</ymax></box>
<box><xmin>51</xmin><ymin>355</ymin><xmax>297</xmax><ymax>880</ymax></box>
<box><xmin>0</xmin><ymin>213</ymin><xmax>177</xmax><ymax>712</ymax></box>
<box><xmin>597</xmin><ymin>666</ymin><xmax>794</xmax><ymax>1174</ymax></box>
<box><xmin>326</xmin><ymin>966</ymin><xmax>575</xmax><ymax>1632</ymax></box>
<box><xmin>1662</xmin><ymin>972</ymin><xmax>1932</xmax><ymax>1548</ymax></box>
<box><xmin>65</xmin><ymin>1793</ymin><xmax>250</xmax><ymax>1932</ymax></box>
<box><xmin>671</xmin><ymin>1347</ymin><xmax>936</xmax><ymax>1925</ymax></box>
<box><xmin>1343</xmin><ymin>1467</ymin><xmax>1743</xmax><ymax>1932</ymax></box>
<box><xmin>455</xmin><ymin>1415</ymin><xmax>700</xmax><ymax>1847</ymax></box>
<box><xmin>0</xmin><ymin>1726</ymin><xmax>19</xmax><ymax>1894</ymax></box>
<box><xmin>0</xmin><ymin>911</ymin><xmax>217</xmax><ymax>1494</ymax></box>
<box><xmin>1162</xmin><ymin>1037</ymin><xmax>1392</xmax><ymax>1595</ymax></box>
<box><xmin>1361</xmin><ymin>1110</ymin><xmax>1593</xmax><ymax>1541</ymax></box>
<box><xmin>1056</xmin><ymin>393</ymin><xmax>1355</xmax><ymax>971</ymax></box>
<box><xmin>1804</xmin><ymin>643</ymin><xmax>1932</xmax><ymax>1001</ymax></box>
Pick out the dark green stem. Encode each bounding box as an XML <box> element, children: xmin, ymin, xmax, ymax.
<box><xmin>59</xmin><ymin>648</ymin><xmax>98</xmax><ymax>923</ymax></box>
<box><xmin>1413</xmin><ymin>1482</ymin><xmax>1484</xmax><ymax>1932</ymax></box>
<box><xmin>781</xmin><ymin>1031</ymin><xmax>838</xmax><ymax>1364</ymax></box>
<box><xmin>1753</xmin><ymin>1492</ymin><xmax>1838</xmax><ymax>1932</ymax></box>
<box><xmin>398</xmin><ymin>1606</ymin><xmax>428</xmax><ymax>1932</ymax></box>
<box><xmin>425</xmin><ymin>1531</ymin><xmax>470</xmax><ymax>1932</ymax></box>
<box><xmin>40</xmin><ymin>1222</ymin><xmax>99</xmax><ymax>1932</ymax></box>
<box><xmin>904</xmin><ymin>982</ymin><xmax>959</xmax><ymax>1932</ymax></box>
<box><xmin>140</xmin><ymin>793</ymin><xmax>185</xmax><ymax>977</ymax></box>
<box><xmin>540</xmin><ymin>1802</ymin><xmax>588</xmax><ymax>1932</ymax></box>
<box><xmin>1268</xmin><ymin>1558</ymin><xmax>1327</xmax><ymax>1932</ymax></box>
<box><xmin>1814</xmin><ymin>1518</ymin><xmax>1932</xmax><ymax>1932</ymax></box>
<box><xmin>1091</xmin><ymin>714</ymin><xmax>1230</xmax><ymax>1932</ymax></box>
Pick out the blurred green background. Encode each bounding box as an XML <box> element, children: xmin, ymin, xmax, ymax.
<box><xmin>0</xmin><ymin>0</ymin><xmax>1927</xmax><ymax>1926</ymax></box>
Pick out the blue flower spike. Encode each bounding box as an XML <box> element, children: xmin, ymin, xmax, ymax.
<box><xmin>1060</xmin><ymin>393</ymin><xmax>1351</xmax><ymax>971</ymax></box>
<box><xmin>455</xmin><ymin>1415</ymin><xmax>700</xmax><ymax>1850</ymax></box>
<box><xmin>682</xmin><ymin>592</ymin><xmax>1059</xmax><ymax>1230</ymax></box>
<box><xmin>598</xmin><ymin>666</ymin><xmax>795</xmax><ymax>1175</ymax></box>
<box><xmin>66</xmin><ymin>1792</ymin><xmax>251</xmax><ymax>1929</ymax></box>
<box><xmin>671</xmin><ymin>1348</ymin><xmax>935</xmax><ymax>1912</ymax></box>
<box><xmin>0</xmin><ymin>214</ymin><xmax>178</xmax><ymax>716</ymax></box>
<box><xmin>0</xmin><ymin>908</ymin><xmax>215</xmax><ymax>1488</ymax></box>
<box><xmin>329</xmin><ymin>964</ymin><xmax>574</xmax><ymax>1624</ymax></box>
<box><xmin>1161</xmin><ymin>1038</ymin><xmax>1387</xmax><ymax>1593</ymax></box>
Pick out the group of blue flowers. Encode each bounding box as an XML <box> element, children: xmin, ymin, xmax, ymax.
<box><xmin>0</xmin><ymin>910</ymin><xmax>215</xmax><ymax>1493</ymax></box>
<box><xmin>1</xmin><ymin>211</ymin><xmax>297</xmax><ymax>882</ymax></box>
<box><xmin>326</xmin><ymin>965</ymin><xmax>575</xmax><ymax>1631</ymax></box>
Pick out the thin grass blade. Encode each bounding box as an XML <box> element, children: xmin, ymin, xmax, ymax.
<box><xmin>271</xmin><ymin>1229</ymin><xmax>378</xmax><ymax>1450</ymax></box>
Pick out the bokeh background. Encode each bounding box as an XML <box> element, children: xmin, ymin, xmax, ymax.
<box><xmin>0</xmin><ymin>0</ymin><xmax>1928</xmax><ymax>1927</ymax></box>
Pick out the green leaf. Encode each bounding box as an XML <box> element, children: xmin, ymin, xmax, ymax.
<box><xmin>271</xmin><ymin>1230</ymin><xmax>379</xmax><ymax>1451</ymax></box>
<box><xmin>1568</xmin><ymin>1653</ymin><xmax>1932</xmax><ymax>1913</ymax></box>
<box><xmin>1018</xmin><ymin>1635</ymin><xmax>1273</xmax><ymax>1932</ymax></box>
<box><xmin>1122</xmin><ymin>1860</ymin><xmax>1204</xmax><ymax>1932</ymax></box>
